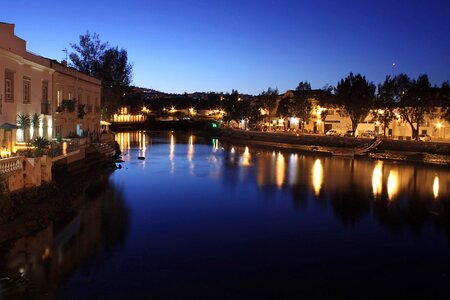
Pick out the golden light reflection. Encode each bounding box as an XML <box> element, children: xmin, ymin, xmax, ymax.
<box><xmin>372</xmin><ymin>161</ymin><xmax>383</xmax><ymax>197</ymax></box>
<box><xmin>138</xmin><ymin>131</ymin><xmax>147</xmax><ymax>157</ymax></box>
<box><xmin>276</xmin><ymin>153</ymin><xmax>285</xmax><ymax>189</ymax></box>
<box><xmin>240</xmin><ymin>146</ymin><xmax>251</xmax><ymax>167</ymax></box>
<box><xmin>433</xmin><ymin>176</ymin><xmax>439</xmax><ymax>199</ymax></box>
<box><xmin>387</xmin><ymin>169</ymin><xmax>399</xmax><ymax>201</ymax></box>
<box><xmin>288</xmin><ymin>154</ymin><xmax>298</xmax><ymax>186</ymax></box>
<box><xmin>187</xmin><ymin>135</ymin><xmax>194</xmax><ymax>173</ymax></box>
<box><xmin>312</xmin><ymin>159</ymin><xmax>323</xmax><ymax>196</ymax></box>
<box><xmin>116</xmin><ymin>132</ymin><xmax>131</xmax><ymax>152</ymax></box>
<box><xmin>169</xmin><ymin>134</ymin><xmax>175</xmax><ymax>174</ymax></box>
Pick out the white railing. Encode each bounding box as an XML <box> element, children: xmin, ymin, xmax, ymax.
<box><xmin>0</xmin><ymin>156</ymin><xmax>23</xmax><ymax>174</ymax></box>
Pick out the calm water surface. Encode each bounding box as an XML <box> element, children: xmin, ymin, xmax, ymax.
<box><xmin>2</xmin><ymin>131</ymin><xmax>450</xmax><ymax>299</ymax></box>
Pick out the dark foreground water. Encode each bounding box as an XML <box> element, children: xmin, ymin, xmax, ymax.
<box><xmin>1</xmin><ymin>131</ymin><xmax>450</xmax><ymax>299</ymax></box>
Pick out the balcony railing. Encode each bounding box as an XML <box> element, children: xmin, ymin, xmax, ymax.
<box><xmin>0</xmin><ymin>156</ymin><xmax>23</xmax><ymax>174</ymax></box>
<box><xmin>41</xmin><ymin>102</ymin><xmax>51</xmax><ymax>115</ymax></box>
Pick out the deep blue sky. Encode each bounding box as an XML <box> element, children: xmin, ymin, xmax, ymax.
<box><xmin>2</xmin><ymin>0</ymin><xmax>449</xmax><ymax>95</ymax></box>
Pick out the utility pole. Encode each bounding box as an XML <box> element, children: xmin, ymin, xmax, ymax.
<box><xmin>392</xmin><ymin>63</ymin><xmax>396</xmax><ymax>78</ymax></box>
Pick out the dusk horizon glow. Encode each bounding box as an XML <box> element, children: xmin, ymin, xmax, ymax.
<box><xmin>2</xmin><ymin>0</ymin><xmax>449</xmax><ymax>95</ymax></box>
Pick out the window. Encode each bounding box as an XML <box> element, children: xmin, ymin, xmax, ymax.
<box><xmin>57</xmin><ymin>90</ymin><xmax>62</xmax><ymax>107</ymax></box>
<box><xmin>87</xmin><ymin>95</ymin><xmax>92</xmax><ymax>113</ymax></box>
<box><xmin>23</xmin><ymin>77</ymin><xmax>31</xmax><ymax>104</ymax></box>
<box><xmin>42</xmin><ymin>81</ymin><xmax>50</xmax><ymax>115</ymax></box>
<box><xmin>4</xmin><ymin>70</ymin><xmax>14</xmax><ymax>102</ymax></box>
<box><xmin>42</xmin><ymin>81</ymin><xmax>48</xmax><ymax>102</ymax></box>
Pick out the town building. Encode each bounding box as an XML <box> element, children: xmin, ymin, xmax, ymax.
<box><xmin>0</xmin><ymin>22</ymin><xmax>101</xmax><ymax>155</ymax></box>
<box><xmin>51</xmin><ymin>60</ymin><xmax>101</xmax><ymax>138</ymax></box>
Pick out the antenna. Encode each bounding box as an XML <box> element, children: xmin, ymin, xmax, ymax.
<box><xmin>62</xmin><ymin>48</ymin><xmax>68</xmax><ymax>61</ymax></box>
<box><xmin>392</xmin><ymin>63</ymin><xmax>396</xmax><ymax>78</ymax></box>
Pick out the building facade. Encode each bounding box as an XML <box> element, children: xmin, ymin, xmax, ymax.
<box><xmin>276</xmin><ymin>90</ymin><xmax>450</xmax><ymax>140</ymax></box>
<box><xmin>0</xmin><ymin>22</ymin><xmax>101</xmax><ymax>155</ymax></box>
<box><xmin>51</xmin><ymin>61</ymin><xmax>101</xmax><ymax>138</ymax></box>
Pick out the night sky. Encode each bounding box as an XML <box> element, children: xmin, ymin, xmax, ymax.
<box><xmin>2</xmin><ymin>0</ymin><xmax>449</xmax><ymax>94</ymax></box>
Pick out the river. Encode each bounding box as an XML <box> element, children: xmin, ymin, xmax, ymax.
<box><xmin>1</xmin><ymin>131</ymin><xmax>450</xmax><ymax>299</ymax></box>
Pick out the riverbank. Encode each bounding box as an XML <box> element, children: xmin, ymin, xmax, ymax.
<box><xmin>0</xmin><ymin>155</ymin><xmax>117</xmax><ymax>245</ymax></box>
<box><xmin>217</xmin><ymin>128</ymin><xmax>450</xmax><ymax>166</ymax></box>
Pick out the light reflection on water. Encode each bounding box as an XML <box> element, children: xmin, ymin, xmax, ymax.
<box><xmin>312</xmin><ymin>158</ymin><xmax>323</xmax><ymax>196</ymax></box>
<box><xmin>6</xmin><ymin>131</ymin><xmax>444</xmax><ymax>299</ymax></box>
<box><xmin>115</xmin><ymin>131</ymin><xmax>450</xmax><ymax>203</ymax></box>
<box><xmin>372</xmin><ymin>161</ymin><xmax>383</xmax><ymax>197</ymax></box>
<box><xmin>434</xmin><ymin>176</ymin><xmax>440</xmax><ymax>199</ymax></box>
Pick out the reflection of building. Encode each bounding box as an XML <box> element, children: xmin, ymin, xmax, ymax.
<box><xmin>0</xmin><ymin>22</ymin><xmax>101</xmax><ymax>149</ymax></box>
<box><xmin>0</xmin><ymin>179</ymin><xmax>129</xmax><ymax>298</ymax></box>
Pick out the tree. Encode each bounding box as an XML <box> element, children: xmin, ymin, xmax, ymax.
<box><xmin>100</xmin><ymin>47</ymin><xmax>133</xmax><ymax>105</ymax></box>
<box><xmin>245</xmin><ymin>104</ymin><xmax>263</xmax><ymax>129</ymax></box>
<box><xmin>296</xmin><ymin>81</ymin><xmax>311</xmax><ymax>91</ymax></box>
<box><xmin>440</xmin><ymin>80</ymin><xmax>450</xmax><ymax>122</ymax></box>
<box><xmin>335</xmin><ymin>73</ymin><xmax>375</xmax><ymax>135</ymax></box>
<box><xmin>222</xmin><ymin>90</ymin><xmax>240</xmax><ymax>125</ymax></box>
<box><xmin>372</xmin><ymin>76</ymin><xmax>397</xmax><ymax>137</ymax></box>
<box><xmin>31</xmin><ymin>113</ymin><xmax>40</xmax><ymax>138</ymax></box>
<box><xmin>276</xmin><ymin>96</ymin><xmax>293</xmax><ymax>119</ymax></box>
<box><xmin>70</xmin><ymin>32</ymin><xmax>133</xmax><ymax>118</ymax></box>
<box><xmin>291</xmin><ymin>93</ymin><xmax>312</xmax><ymax>133</ymax></box>
<box><xmin>322</xmin><ymin>84</ymin><xmax>335</xmax><ymax>94</ymax></box>
<box><xmin>30</xmin><ymin>136</ymin><xmax>50</xmax><ymax>157</ymax></box>
<box><xmin>17</xmin><ymin>114</ymin><xmax>31</xmax><ymax>142</ymax></box>
<box><xmin>260</xmin><ymin>87</ymin><xmax>279</xmax><ymax>131</ymax></box>
<box><xmin>276</xmin><ymin>92</ymin><xmax>312</xmax><ymax>133</ymax></box>
<box><xmin>69</xmin><ymin>31</ymin><xmax>107</xmax><ymax>77</ymax></box>
<box><xmin>397</xmin><ymin>74</ymin><xmax>432</xmax><ymax>140</ymax></box>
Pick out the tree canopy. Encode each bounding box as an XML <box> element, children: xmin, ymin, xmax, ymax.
<box><xmin>296</xmin><ymin>81</ymin><xmax>311</xmax><ymax>91</ymax></box>
<box><xmin>335</xmin><ymin>73</ymin><xmax>375</xmax><ymax>135</ymax></box>
<box><xmin>69</xmin><ymin>31</ymin><xmax>133</xmax><ymax>115</ymax></box>
<box><xmin>259</xmin><ymin>87</ymin><xmax>279</xmax><ymax>131</ymax></box>
<box><xmin>397</xmin><ymin>74</ymin><xmax>432</xmax><ymax>139</ymax></box>
<box><xmin>373</xmin><ymin>76</ymin><xmax>397</xmax><ymax>136</ymax></box>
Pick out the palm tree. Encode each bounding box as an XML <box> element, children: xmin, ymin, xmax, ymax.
<box><xmin>31</xmin><ymin>113</ymin><xmax>41</xmax><ymax>139</ymax></box>
<box><xmin>17</xmin><ymin>114</ymin><xmax>31</xmax><ymax>142</ymax></box>
<box><xmin>30</xmin><ymin>136</ymin><xmax>50</xmax><ymax>157</ymax></box>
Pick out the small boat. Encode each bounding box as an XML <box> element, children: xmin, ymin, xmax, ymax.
<box><xmin>137</xmin><ymin>156</ymin><xmax>145</xmax><ymax>160</ymax></box>
<box><xmin>331</xmin><ymin>150</ymin><xmax>355</xmax><ymax>157</ymax></box>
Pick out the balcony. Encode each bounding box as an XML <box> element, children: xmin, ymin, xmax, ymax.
<box><xmin>41</xmin><ymin>102</ymin><xmax>51</xmax><ymax>115</ymax></box>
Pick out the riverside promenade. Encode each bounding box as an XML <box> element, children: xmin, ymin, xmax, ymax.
<box><xmin>217</xmin><ymin>128</ymin><xmax>450</xmax><ymax>165</ymax></box>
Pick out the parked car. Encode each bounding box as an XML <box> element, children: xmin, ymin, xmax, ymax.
<box><xmin>418</xmin><ymin>134</ymin><xmax>431</xmax><ymax>142</ymax></box>
<box><xmin>360</xmin><ymin>130</ymin><xmax>378</xmax><ymax>138</ymax></box>
<box><xmin>326</xmin><ymin>129</ymin><xmax>340</xmax><ymax>136</ymax></box>
<box><xmin>343</xmin><ymin>130</ymin><xmax>353</xmax><ymax>137</ymax></box>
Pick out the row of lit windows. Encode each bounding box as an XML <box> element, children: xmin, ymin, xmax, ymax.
<box><xmin>56</xmin><ymin>90</ymin><xmax>98</xmax><ymax>108</ymax></box>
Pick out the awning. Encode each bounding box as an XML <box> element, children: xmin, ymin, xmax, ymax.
<box><xmin>0</xmin><ymin>123</ymin><xmax>19</xmax><ymax>130</ymax></box>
